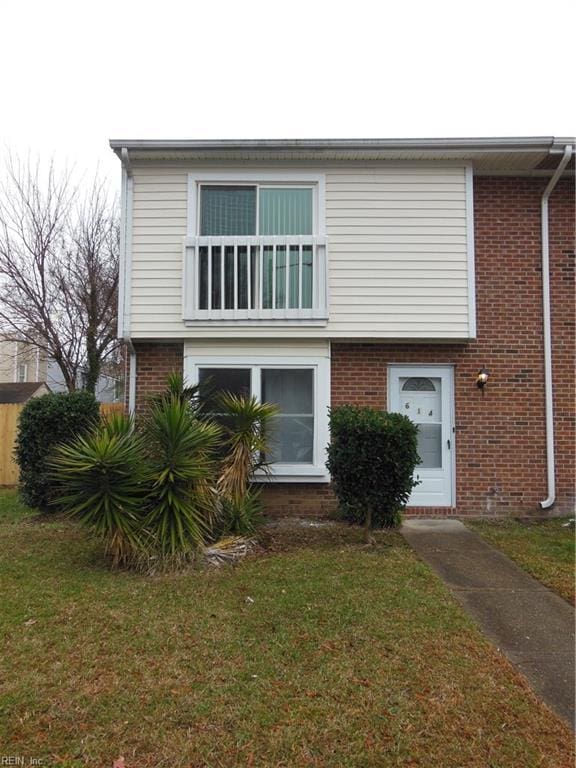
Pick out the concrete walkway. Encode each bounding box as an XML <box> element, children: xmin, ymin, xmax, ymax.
<box><xmin>402</xmin><ymin>519</ymin><xmax>575</xmax><ymax>727</ymax></box>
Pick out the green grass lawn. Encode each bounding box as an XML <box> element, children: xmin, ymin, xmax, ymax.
<box><xmin>0</xmin><ymin>489</ymin><xmax>573</xmax><ymax>768</ymax></box>
<box><xmin>467</xmin><ymin>517</ymin><xmax>575</xmax><ymax>604</ymax></box>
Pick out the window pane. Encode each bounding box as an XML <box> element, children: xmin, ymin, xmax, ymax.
<box><xmin>417</xmin><ymin>424</ymin><xmax>442</xmax><ymax>468</ymax></box>
<box><xmin>224</xmin><ymin>246</ymin><xmax>234</xmax><ymax>309</ymax></box>
<box><xmin>302</xmin><ymin>246</ymin><xmax>313</xmax><ymax>308</ymax></box>
<box><xmin>259</xmin><ymin>188</ymin><xmax>313</xmax><ymax>235</ymax></box>
<box><xmin>238</xmin><ymin>247</ymin><xmax>248</xmax><ymax>309</ymax></box>
<box><xmin>262</xmin><ymin>369</ymin><xmax>314</xmax><ymax>464</ymax></box>
<box><xmin>402</xmin><ymin>377</ymin><xmax>436</xmax><ymax>392</ymax></box>
<box><xmin>262</xmin><ymin>246</ymin><xmax>273</xmax><ymax>308</ymax></box>
<box><xmin>211</xmin><ymin>247</ymin><xmax>222</xmax><ymax>309</ymax></box>
<box><xmin>198</xmin><ymin>368</ymin><xmax>251</xmax><ymax>412</ymax></box>
<box><xmin>262</xmin><ymin>369</ymin><xmax>313</xmax><ymax>414</ymax></box>
<box><xmin>275</xmin><ymin>246</ymin><xmax>286</xmax><ymax>309</ymax></box>
<box><xmin>289</xmin><ymin>246</ymin><xmax>299</xmax><ymax>309</ymax></box>
<box><xmin>199</xmin><ymin>247</ymin><xmax>208</xmax><ymax>309</ymax></box>
<box><xmin>200</xmin><ymin>186</ymin><xmax>256</xmax><ymax>236</ymax></box>
<box><xmin>267</xmin><ymin>416</ymin><xmax>314</xmax><ymax>463</ymax></box>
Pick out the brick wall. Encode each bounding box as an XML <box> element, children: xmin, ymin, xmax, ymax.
<box><xmin>261</xmin><ymin>177</ymin><xmax>574</xmax><ymax>518</ymax></box>
<box><xmin>130</xmin><ymin>176</ymin><xmax>574</xmax><ymax>518</ymax></box>
<box><xmin>129</xmin><ymin>342</ymin><xmax>184</xmax><ymax>414</ymax></box>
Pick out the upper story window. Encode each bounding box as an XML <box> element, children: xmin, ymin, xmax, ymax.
<box><xmin>200</xmin><ymin>185</ymin><xmax>313</xmax><ymax>237</ymax></box>
<box><xmin>183</xmin><ymin>173</ymin><xmax>327</xmax><ymax>324</ymax></box>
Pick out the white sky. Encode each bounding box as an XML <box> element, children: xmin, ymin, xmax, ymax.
<box><xmin>2</xmin><ymin>0</ymin><xmax>574</xmax><ymax>192</ymax></box>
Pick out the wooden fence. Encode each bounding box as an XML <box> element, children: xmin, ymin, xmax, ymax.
<box><xmin>0</xmin><ymin>404</ymin><xmax>24</xmax><ymax>486</ymax></box>
<box><xmin>0</xmin><ymin>401</ymin><xmax>125</xmax><ymax>487</ymax></box>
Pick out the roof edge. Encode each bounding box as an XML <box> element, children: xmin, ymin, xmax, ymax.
<box><xmin>109</xmin><ymin>136</ymin><xmax>575</xmax><ymax>154</ymax></box>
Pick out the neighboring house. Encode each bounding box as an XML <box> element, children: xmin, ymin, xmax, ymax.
<box><xmin>111</xmin><ymin>137</ymin><xmax>575</xmax><ymax>517</ymax></box>
<box><xmin>0</xmin><ymin>340</ymin><xmax>49</xmax><ymax>384</ymax></box>
<box><xmin>0</xmin><ymin>339</ymin><xmax>122</xmax><ymax>403</ymax></box>
<box><xmin>0</xmin><ymin>382</ymin><xmax>51</xmax><ymax>403</ymax></box>
<box><xmin>45</xmin><ymin>360</ymin><xmax>122</xmax><ymax>403</ymax></box>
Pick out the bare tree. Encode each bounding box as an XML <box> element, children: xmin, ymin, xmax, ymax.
<box><xmin>0</xmin><ymin>154</ymin><xmax>119</xmax><ymax>393</ymax></box>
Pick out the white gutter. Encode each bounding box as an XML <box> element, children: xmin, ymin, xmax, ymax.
<box><xmin>110</xmin><ymin>136</ymin><xmax>574</xmax><ymax>153</ymax></box>
<box><xmin>118</xmin><ymin>148</ymin><xmax>136</xmax><ymax>415</ymax></box>
<box><xmin>539</xmin><ymin>144</ymin><xmax>573</xmax><ymax>509</ymax></box>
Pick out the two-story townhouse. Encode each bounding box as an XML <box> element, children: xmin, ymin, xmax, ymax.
<box><xmin>111</xmin><ymin>137</ymin><xmax>575</xmax><ymax>518</ymax></box>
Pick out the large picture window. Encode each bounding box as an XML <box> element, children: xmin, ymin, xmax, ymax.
<box><xmin>198</xmin><ymin>366</ymin><xmax>314</xmax><ymax>465</ymax></box>
<box><xmin>188</xmin><ymin>354</ymin><xmax>330</xmax><ymax>479</ymax></box>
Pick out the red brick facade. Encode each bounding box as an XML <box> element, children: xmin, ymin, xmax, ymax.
<box><xmin>263</xmin><ymin>177</ymin><xmax>575</xmax><ymax>517</ymax></box>
<box><xmin>131</xmin><ymin>342</ymin><xmax>184</xmax><ymax>414</ymax></box>
<box><xmin>130</xmin><ymin>177</ymin><xmax>575</xmax><ymax>518</ymax></box>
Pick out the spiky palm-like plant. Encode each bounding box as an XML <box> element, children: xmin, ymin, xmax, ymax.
<box><xmin>216</xmin><ymin>394</ymin><xmax>278</xmax><ymax>504</ymax></box>
<box><xmin>150</xmin><ymin>371</ymin><xmax>203</xmax><ymax>414</ymax></box>
<box><xmin>143</xmin><ymin>396</ymin><xmax>221</xmax><ymax>561</ymax></box>
<box><xmin>50</xmin><ymin>412</ymin><xmax>148</xmax><ymax>568</ymax></box>
<box><xmin>219</xmin><ymin>489</ymin><xmax>263</xmax><ymax>536</ymax></box>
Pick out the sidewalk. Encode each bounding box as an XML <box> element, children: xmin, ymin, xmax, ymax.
<box><xmin>402</xmin><ymin>519</ymin><xmax>575</xmax><ymax>728</ymax></box>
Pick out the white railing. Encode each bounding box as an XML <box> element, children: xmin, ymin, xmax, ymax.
<box><xmin>182</xmin><ymin>235</ymin><xmax>328</xmax><ymax>323</ymax></box>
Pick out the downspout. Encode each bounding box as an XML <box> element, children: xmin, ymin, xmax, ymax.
<box><xmin>119</xmin><ymin>148</ymin><xmax>136</xmax><ymax>415</ymax></box>
<box><xmin>539</xmin><ymin>144</ymin><xmax>573</xmax><ymax>509</ymax></box>
<box><xmin>127</xmin><ymin>342</ymin><xmax>137</xmax><ymax>417</ymax></box>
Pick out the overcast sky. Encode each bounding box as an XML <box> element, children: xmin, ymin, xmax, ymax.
<box><xmin>2</xmin><ymin>0</ymin><xmax>574</xmax><ymax>192</ymax></box>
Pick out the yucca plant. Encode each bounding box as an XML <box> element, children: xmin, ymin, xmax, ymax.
<box><xmin>149</xmin><ymin>371</ymin><xmax>203</xmax><ymax>415</ymax></box>
<box><xmin>50</xmin><ymin>412</ymin><xmax>149</xmax><ymax>568</ymax></box>
<box><xmin>219</xmin><ymin>488</ymin><xmax>263</xmax><ymax>536</ymax></box>
<box><xmin>143</xmin><ymin>396</ymin><xmax>221</xmax><ymax>563</ymax></box>
<box><xmin>216</xmin><ymin>394</ymin><xmax>278</xmax><ymax>503</ymax></box>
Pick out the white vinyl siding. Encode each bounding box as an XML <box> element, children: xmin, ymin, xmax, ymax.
<box><xmin>184</xmin><ymin>339</ymin><xmax>329</xmax><ymax>359</ymax></box>
<box><xmin>128</xmin><ymin>162</ymin><xmax>472</xmax><ymax>339</ymax></box>
<box><xmin>131</xmin><ymin>170</ymin><xmax>187</xmax><ymax>334</ymax></box>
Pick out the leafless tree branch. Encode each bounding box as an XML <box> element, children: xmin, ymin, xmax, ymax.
<box><xmin>0</xmin><ymin>153</ymin><xmax>120</xmax><ymax>393</ymax></box>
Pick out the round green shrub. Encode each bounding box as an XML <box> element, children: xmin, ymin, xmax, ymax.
<box><xmin>326</xmin><ymin>405</ymin><xmax>420</xmax><ymax>531</ymax></box>
<box><xmin>15</xmin><ymin>391</ymin><xmax>100</xmax><ymax>512</ymax></box>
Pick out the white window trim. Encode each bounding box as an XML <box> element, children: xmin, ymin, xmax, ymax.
<box><xmin>185</xmin><ymin>354</ymin><xmax>330</xmax><ymax>483</ymax></box>
<box><xmin>183</xmin><ymin>171</ymin><xmax>328</xmax><ymax>325</ymax></box>
<box><xmin>187</xmin><ymin>172</ymin><xmax>326</xmax><ymax>239</ymax></box>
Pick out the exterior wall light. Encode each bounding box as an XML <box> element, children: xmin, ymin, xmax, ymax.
<box><xmin>476</xmin><ymin>367</ymin><xmax>489</xmax><ymax>389</ymax></box>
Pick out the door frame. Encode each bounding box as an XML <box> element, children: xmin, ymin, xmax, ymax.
<box><xmin>387</xmin><ymin>364</ymin><xmax>456</xmax><ymax>507</ymax></box>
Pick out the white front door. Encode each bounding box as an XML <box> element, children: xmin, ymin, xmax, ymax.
<box><xmin>388</xmin><ymin>366</ymin><xmax>454</xmax><ymax>507</ymax></box>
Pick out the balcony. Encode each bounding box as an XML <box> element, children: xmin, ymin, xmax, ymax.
<box><xmin>183</xmin><ymin>235</ymin><xmax>328</xmax><ymax>324</ymax></box>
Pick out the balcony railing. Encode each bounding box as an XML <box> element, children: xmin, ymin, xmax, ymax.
<box><xmin>183</xmin><ymin>235</ymin><xmax>328</xmax><ymax>323</ymax></box>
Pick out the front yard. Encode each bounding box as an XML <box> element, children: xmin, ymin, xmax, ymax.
<box><xmin>0</xmin><ymin>490</ymin><xmax>573</xmax><ymax>767</ymax></box>
<box><xmin>467</xmin><ymin>517</ymin><xmax>575</xmax><ymax>604</ymax></box>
